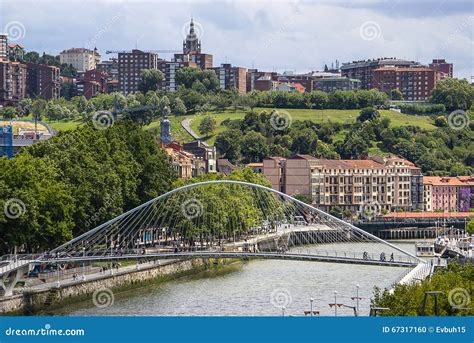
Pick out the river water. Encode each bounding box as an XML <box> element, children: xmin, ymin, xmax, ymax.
<box><xmin>60</xmin><ymin>241</ymin><xmax>417</xmax><ymax>317</ymax></box>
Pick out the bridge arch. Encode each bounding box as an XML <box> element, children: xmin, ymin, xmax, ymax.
<box><xmin>50</xmin><ymin>180</ymin><xmax>422</xmax><ymax>265</ymax></box>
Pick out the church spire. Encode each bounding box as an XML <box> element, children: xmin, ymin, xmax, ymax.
<box><xmin>183</xmin><ymin>17</ymin><xmax>201</xmax><ymax>54</ymax></box>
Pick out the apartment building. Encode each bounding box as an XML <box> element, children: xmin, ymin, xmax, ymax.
<box><xmin>246</xmin><ymin>69</ymin><xmax>277</xmax><ymax>92</ymax></box>
<box><xmin>118</xmin><ymin>49</ymin><xmax>159</xmax><ymax>94</ymax></box>
<box><xmin>0</xmin><ymin>34</ymin><xmax>7</xmax><ymax>59</ymax></box>
<box><xmin>340</xmin><ymin>58</ymin><xmax>420</xmax><ymax>89</ymax></box>
<box><xmin>60</xmin><ymin>48</ymin><xmax>100</xmax><ymax>72</ymax></box>
<box><xmin>0</xmin><ymin>59</ymin><xmax>27</xmax><ymax>106</ymax></box>
<box><xmin>313</xmin><ymin>76</ymin><xmax>361</xmax><ymax>93</ymax></box>
<box><xmin>212</xmin><ymin>63</ymin><xmax>247</xmax><ymax>95</ymax></box>
<box><xmin>182</xmin><ymin>140</ymin><xmax>217</xmax><ymax>173</ymax></box>
<box><xmin>263</xmin><ymin>157</ymin><xmax>286</xmax><ymax>193</ymax></box>
<box><xmin>157</xmin><ymin>59</ymin><xmax>197</xmax><ymax>92</ymax></box>
<box><xmin>429</xmin><ymin>59</ymin><xmax>453</xmax><ymax>78</ymax></box>
<box><xmin>263</xmin><ymin>155</ymin><xmax>417</xmax><ymax>213</ymax></box>
<box><xmin>26</xmin><ymin>62</ymin><xmax>60</xmax><ymax>100</ymax></box>
<box><xmin>423</xmin><ymin>176</ymin><xmax>474</xmax><ymax>212</ymax></box>
<box><xmin>372</xmin><ymin>67</ymin><xmax>440</xmax><ymax>101</ymax></box>
<box><xmin>76</xmin><ymin>69</ymin><xmax>107</xmax><ymax>99</ymax></box>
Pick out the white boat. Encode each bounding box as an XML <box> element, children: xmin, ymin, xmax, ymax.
<box><xmin>415</xmin><ymin>242</ymin><xmax>436</xmax><ymax>257</ymax></box>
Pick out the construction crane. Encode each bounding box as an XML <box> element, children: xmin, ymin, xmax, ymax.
<box><xmin>105</xmin><ymin>49</ymin><xmax>180</xmax><ymax>54</ymax></box>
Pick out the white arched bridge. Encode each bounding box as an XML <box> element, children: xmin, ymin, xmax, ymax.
<box><xmin>1</xmin><ymin>180</ymin><xmax>426</xmax><ymax>297</ymax></box>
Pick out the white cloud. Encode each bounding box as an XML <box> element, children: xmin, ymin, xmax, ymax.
<box><xmin>1</xmin><ymin>0</ymin><xmax>472</xmax><ymax>79</ymax></box>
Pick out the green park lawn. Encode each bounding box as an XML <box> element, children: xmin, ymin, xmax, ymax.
<box><xmin>26</xmin><ymin>107</ymin><xmax>436</xmax><ymax>146</ymax></box>
<box><xmin>186</xmin><ymin>108</ymin><xmax>436</xmax><ymax>145</ymax></box>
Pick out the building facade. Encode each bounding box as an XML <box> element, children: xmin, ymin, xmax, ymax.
<box><xmin>59</xmin><ymin>48</ymin><xmax>100</xmax><ymax>72</ymax></box>
<box><xmin>212</xmin><ymin>63</ymin><xmax>247</xmax><ymax>94</ymax></box>
<box><xmin>0</xmin><ymin>60</ymin><xmax>27</xmax><ymax>106</ymax></box>
<box><xmin>423</xmin><ymin>176</ymin><xmax>474</xmax><ymax>212</ymax></box>
<box><xmin>372</xmin><ymin>67</ymin><xmax>439</xmax><ymax>101</ymax></box>
<box><xmin>263</xmin><ymin>155</ymin><xmax>418</xmax><ymax>213</ymax></box>
<box><xmin>157</xmin><ymin>59</ymin><xmax>197</xmax><ymax>92</ymax></box>
<box><xmin>182</xmin><ymin>140</ymin><xmax>217</xmax><ymax>173</ymax></box>
<box><xmin>313</xmin><ymin>77</ymin><xmax>361</xmax><ymax>93</ymax></box>
<box><xmin>0</xmin><ymin>34</ymin><xmax>7</xmax><ymax>59</ymax></box>
<box><xmin>429</xmin><ymin>59</ymin><xmax>453</xmax><ymax>78</ymax></box>
<box><xmin>26</xmin><ymin>62</ymin><xmax>60</xmax><ymax>100</ymax></box>
<box><xmin>340</xmin><ymin>58</ymin><xmax>420</xmax><ymax>89</ymax></box>
<box><xmin>118</xmin><ymin>49</ymin><xmax>159</xmax><ymax>94</ymax></box>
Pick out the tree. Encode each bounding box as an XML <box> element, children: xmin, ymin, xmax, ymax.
<box><xmin>390</xmin><ymin>89</ymin><xmax>403</xmax><ymax>100</ymax></box>
<box><xmin>0</xmin><ymin>106</ymin><xmax>17</xmax><ymax>119</ymax></box>
<box><xmin>215</xmin><ymin>129</ymin><xmax>242</xmax><ymax>163</ymax></box>
<box><xmin>357</xmin><ymin>107</ymin><xmax>380</xmax><ymax>122</ymax></box>
<box><xmin>138</xmin><ymin>69</ymin><xmax>164</xmax><ymax>93</ymax></box>
<box><xmin>291</xmin><ymin>128</ymin><xmax>318</xmax><ymax>154</ymax></box>
<box><xmin>173</xmin><ymin>97</ymin><xmax>187</xmax><ymax>115</ymax></box>
<box><xmin>198</xmin><ymin>116</ymin><xmax>217</xmax><ymax>136</ymax></box>
<box><xmin>431</xmin><ymin>78</ymin><xmax>474</xmax><ymax>111</ymax></box>
<box><xmin>240</xmin><ymin>131</ymin><xmax>270</xmax><ymax>163</ymax></box>
<box><xmin>467</xmin><ymin>219</ymin><xmax>474</xmax><ymax>235</ymax></box>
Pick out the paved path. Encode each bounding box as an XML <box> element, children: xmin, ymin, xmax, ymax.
<box><xmin>23</xmin><ymin>260</ymin><xmax>177</xmax><ymax>293</ymax></box>
<box><xmin>181</xmin><ymin>117</ymin><xmax>200</xmax><ymax>139</ymax></box>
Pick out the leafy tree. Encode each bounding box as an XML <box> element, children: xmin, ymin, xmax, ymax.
<box><xmin>390</xmin><ymin>89</ymin><xmax>403</xmax><ymax>100</ymax></box>
<box><xmin>173</xmin><ymin>97</ymin><xmax>187</xmax><ymax>115</ymax></box>
<box><xmin>0</xmin><ymin>107</ymin><xmax>17</xmax><ymax>119</ymax></box>
<box><xmin>357</xmin><ymin>107</ymin><xmax>380</xmax><ymax>122</ymax></box>
<box><xmin>240</xmin><ymin>131</ymin><xmax>270</xmax><ymax>163</ymax></box>
<box><xmin>215</xmin><ymin>129</ymin><xmax>242</xmax><ymax>163</ymax></box>
<box><xmin>431</xmin><ymin>78</ymin><xmax>474</xmax><ymax>111</ymax></box>
<box><xmin>138</xmin><ymin>69</ymin><xmax>164</xmax><ymax>93</ymax></box>
<box><xmin>373</xmin><ymin>262</ymin><xmax>474</xmax><ymax>316</ymax></box>
<box><xmin>291</xmin><ymin>128</ymin><xmax>318</xmax><ymax>154</ymax></box>
<box><xmin>199</xmin><ymin>116</ymin><xmax>217</xmax><ymax>136</ymax></box>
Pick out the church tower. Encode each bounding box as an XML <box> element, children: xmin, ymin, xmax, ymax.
<box><xmin>160</xmin><ymin>107</ymin><xmax>172</xmax><ymax>144</ymax></box>
<box><xmin>183</xmin><ymin>18</ymin><xmax>201</xmax><ymax>54</ymax></box>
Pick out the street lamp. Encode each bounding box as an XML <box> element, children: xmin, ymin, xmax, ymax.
<box><xmin>334</xmin><ymin>291</ymin><xmax>338</xmax><ymax>316</ymax></box>
<box><xmin>355</xmin><ymin>284</ymin><xmax>360</xmax><ymax>316</ymax></box>
<box><xmin>310</xmin><ymin>298</ymin><xmax>314</xmax><ymax>316</ymax></box>
<box><xmin>82</xmin><ymin>247</ymin><xmax>86</xmax><ymax>281</ymax></box>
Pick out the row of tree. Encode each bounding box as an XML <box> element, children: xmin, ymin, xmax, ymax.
<box><xmin>373</xmin><ymin>261</ymin><xmax>474</xmax><ymax>316</ymax></box>
<box><xmin>0</xmin><ymin>121</ymin><xmax>177</xmax><ymax>254</ymax></box>
<box><xmin>213</xmin><ymin>107</ymin><xmax>473</xmax><ymax>176</ymax></box>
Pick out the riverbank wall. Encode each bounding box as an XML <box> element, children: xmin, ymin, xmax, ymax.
<box><xmin>0</xmin><ymin>258</ymin><xmax>231</xmax><ymax>315</ymax></box>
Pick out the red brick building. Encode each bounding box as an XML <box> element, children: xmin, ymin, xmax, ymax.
<box><xmin>429</xmin><ymin>59</ymin><xmax>453</xmax><ymax>79</ymax></box>
<box><xmin>372</xmin><ymin>67</ymin><xmax>439</xmax><ymax>101</ymax></box>
<box><xmin>77</xmin><ymin>69</ymin><xmax>107</xmax><ymax>99</ymax></box>
<box><xmin>341</xmin><ymin>58</ymin><xmax>420</xmax><ymax>90</ymax></box>
<box><xmin>26</xmin><ymin>62</ymin><xmax>60</xmax><ymax>100</ymax></box>
<box><xmin>118</xmin><ymin>49</ymin><xmax>159</xmax><ymax>94</ymax></box>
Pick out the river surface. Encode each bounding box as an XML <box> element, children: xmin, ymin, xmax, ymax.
<box><xmin>60</xmin><ymin>241</ymin><xmax>418</xmax><ymax>316</ymax></box>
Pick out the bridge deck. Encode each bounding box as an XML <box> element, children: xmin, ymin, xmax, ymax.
<box><xmin>42</xmin><ymin>251</ymin><xmax>418</xmax><ymax>268</ymax></box>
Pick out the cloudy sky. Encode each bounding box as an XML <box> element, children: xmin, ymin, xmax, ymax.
<box><xmin>1</xmin><ymin>0</ymin><xmax>473</xmax><ymax>79</ymax></box>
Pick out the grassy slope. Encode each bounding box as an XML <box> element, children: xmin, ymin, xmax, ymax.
<box><xmin>186</xmin><ymin>108</ymin><xmax>436</xmax><ymax>145</ymax></box>
<box><xmin>16</xmin><ymin>108</ymin><xmax>435</xmax><ymax>146</ymax></box>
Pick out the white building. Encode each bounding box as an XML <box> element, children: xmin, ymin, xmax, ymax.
<box><xmin>59</xmin><ymin>48</ymin><xmax>100</xmax><ymax>72</ymax></box>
